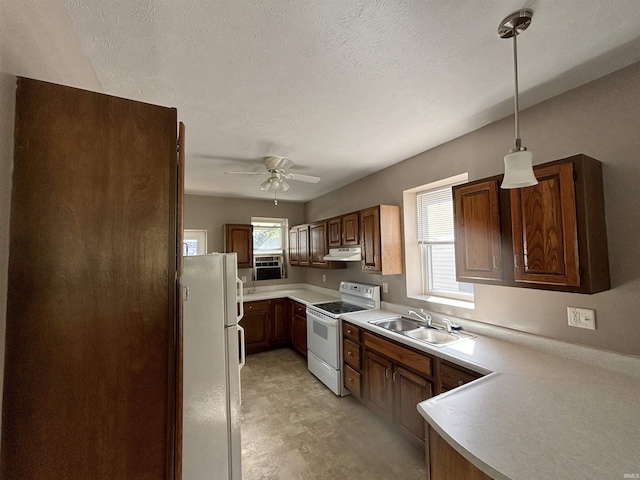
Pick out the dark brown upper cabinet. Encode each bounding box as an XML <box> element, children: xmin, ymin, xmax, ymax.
<box><xmin>510</xmin><ymin>162</ymin><xmax>579</xmax><ymax>286</ymax></box>
<box><xmin>224</xmin><ymin>223</ymin><xmax>253</xmax><ymax>268</ymax></box>
<box><xmin>453</xmin><ymin>179</ymin><xmax>503</xmax><ymax>282</ymax></box>
<box><xmin>453</xmin><ymin>154</ymin><xmax>610</xmax><ymax>294</ymax></box>
<box><xmin>342</xmin><ymin>212</ymin><xmax>360</xmax><ymax>246</ymax></box>
<box><xmin>327</xmin><ymin>212</ymin><xmax>360</xmax><ymax>247</ymax></box>
<box><xmin>360</xmin><ymin>205</ymin><xmax>403</xmax><ymax>275</ymax></box>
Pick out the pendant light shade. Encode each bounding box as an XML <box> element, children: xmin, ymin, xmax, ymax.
<box><xmin>501</xmin><ymin>150</ymin><xmax>537</xmax><ymax>188</ymax></box>
<box><xmin>499</xmin><ymin>8</ymin><xmax>538</xmax><ymax>189</ymax></box>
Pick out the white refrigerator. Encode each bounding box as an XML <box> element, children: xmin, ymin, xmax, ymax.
<box><xmin>182</xmin><ymin>253</ymin><xmax>245</xmax><ymax>480</ymax></box>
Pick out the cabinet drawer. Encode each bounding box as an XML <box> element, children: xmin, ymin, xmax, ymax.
<box><xmin>342</xmin><ymin>322</ymin><xmax>361</xmax><ymax>343</ymax></box>
<box><xmin>343</xmin><ymin>338</ymin><xmax>361</xmax><ymax>370</ymax></box>
<box><xmin>343</xmin><ymin>365</ymin><xmax>361</xmax><ymax>398</ymax></box>
<box><xmin>364</xmin><ymin>332</ymin><xmax>433</xmax><ymax>377</ymax></box>
<box><xmin>292</xmin><ymin>301</ymin><xmax>306</xmax><ymax>316</ymax></box>
<box><xmin>244</xmin><ymin>300</ymin><xmax>269</xmax><ymax>312</ymax></box>
<box><xmin>440</xmin><ymin>362</ymin><xmax>481</xmax><ymax>392</ymax></box>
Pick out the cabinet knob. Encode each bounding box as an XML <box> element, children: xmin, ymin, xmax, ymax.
<box><xmin>458</xmin><ymin>380</ymin><xmax>464</xmax><ymax>386</ymax></box>
<box><xmin>347</xmin><ymin>329</ymin><xmax>352</xmax><ymax>334</ymax></box>
<box><xmin>347</xmin><ymin>351</ymin><xmax>352</xmax><ymax>356</ymax></box>
<box><xmin>348</xmin><ymin>378</ymin><xmax>353</xmax><ymax>383</ymax></box>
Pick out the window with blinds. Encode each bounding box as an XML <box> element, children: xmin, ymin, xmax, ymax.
<box><xmin>417</xmin><ymin>186</ymin><xmax>473</xmax><ymax>299</ymax></box>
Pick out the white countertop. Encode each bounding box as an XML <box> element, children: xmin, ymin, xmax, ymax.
<box><xmin>341</xmin><ymin>309</ymin><xmax>640</xmax><ymax>480</ymax></box>
<box><xmin>242</xmin><ymin>285</ymin><xmax>339</xmax><ymax>306</ymax></box>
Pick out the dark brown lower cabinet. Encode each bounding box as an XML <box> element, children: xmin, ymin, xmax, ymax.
<box><xmin>241</xmin><ymin>298</ymin><xmax>298</xmax><ymax>355</ymax></box>
<box><xmin>241</xmin><ymin>301</ymin><xmax>271</xmax><ymax>355</ymax></box>
<box><xmin>2</xmin><ymin>78</ymin><xmax>180</xmax><ymax>479</ymax></box>
<box><xmin>427</xmin><ymin>426</ymin><xmax>493</xmax><ymax>480</ymax></box>
<box><xmin>293</xmin><ymin>312</ymin><xmax>307</xmax><ymax>357</ymax></box>
<box><xmin>269</xmin><ymin>298</ymin><xmax>290</xmax><ymax>347</ymax></box>
<box><xmin>362</xmin><ymin>332</ymin><xmax>435</xmax><ymax>447</ymax></box>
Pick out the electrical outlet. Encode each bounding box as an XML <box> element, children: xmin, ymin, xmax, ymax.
<box><xmin>567</xmin><ymin>307</ymin><xmax>596</xmax><ymax>330</ymax></box>
<box><xmin>241</xmin><ymin>276</ymin><xmax>247</xmax><ymax>283</ymax></box>
<box><xmin>322</xmin><ymin>274</ymin><xmax>326</xmax><ymax>282</ymax></box>
<box><xmin>382</xmin><ymin>282</ymin><xmax>389</xmax><ymax>294</ymax></box>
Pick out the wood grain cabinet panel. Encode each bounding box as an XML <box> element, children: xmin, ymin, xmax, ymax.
<box><xmin>453</xmin><ymin>154</ymin><xmax>610</xmax><ymax>293</ymax></box>
<box><xmin>364</xmin><ymin>350</ymin><xmax>395</xmax><ymax>423</ymax></box>
<box><xmin>310</xmin><ymin>221</ymin><xmax>329</xmax><ymax>267</ymax></box>
<box><xmin>328</xmin><ymin>217</ymin><xmax>342</xmax><ymax>247</ymax></box>
<box><xmin>510</xmin><ymin>162</ymin><xmax>579</xmax><ymax>286</ymax></box>
<box><xmin>289</xmin><ymin>227</ymin><xmax>299</xmax><ymax>265</ymax></box>
<box><xmin>453</xmin><ymin>180</ymin><xmax>503</xmax><ymax>282</ymax></box>
<box><xmin>342</xmin><ymin>212</ymin><xmax>360</xmax><ymax>245</ymax></box>
<box><xmin>395</xmin><ymin>366</ymin><xmax>433</xmax><ymax>445</ymax></box>
<box><xmin>298</xmin><ymin>225</ymin><xmax>310</xmax><ymax>266</ymax></box>
<box><xmin>269</xmin><ymin>298</ymin><xmax>289</xmax><ymax>347</ymax></box>
<box><xmin>360</xmin><ymin>205</ymin><xmax>403</xmax><ymax>275</ymax></box>
<box><xmin>224</xmin><ymin>224</ymin><xmax>253</xmax><ymax>268</ymax></box>
<box><xmin>241</xmin><ymin>300</ymin><xmax>270</xmax><ymax>354</ymax></box>
<box><xmin>3</xmin><ymin>78</ymin><xmax>179</xmax><ymax>479</ymax></box>
<box><xmin>428</xmin><ymin>426</ymin><xmax>493</xmax><ymax>480</ymax></box>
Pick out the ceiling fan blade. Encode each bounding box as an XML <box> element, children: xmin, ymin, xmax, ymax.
<box><xmin>275</xmin><ymin>156</ymin><xmax>294</xmax><ymax>171</ymax></box>
<box><xmin>225</xmin><ymin>171</ymin><xmax>269</xmax><ymax>176</ymax></box>
<box><xmin>285</xmin><ymin>173</ymin><xmax>320</xmax><ymax>184</ymax></box>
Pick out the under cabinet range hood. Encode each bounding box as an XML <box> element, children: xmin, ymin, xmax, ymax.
<box><xmin>323</xmin><ymin>247</ymin><xmax>362</xmax><ymax>262</ymax></box>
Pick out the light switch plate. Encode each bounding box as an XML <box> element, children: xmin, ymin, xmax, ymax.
<box><xmin>567</xmin><ymin>307</ymin><xmax>596</xmax><ymax>330</ymax></box>
<box><xmin>383</xmin><ymin>282</ymin><xmax>389</xmax><ymax>294</ymax></box>
<box><xmin>241</xmin><ymin>276</ymin><xmax>247</xmax><ymax>283</ymax></box>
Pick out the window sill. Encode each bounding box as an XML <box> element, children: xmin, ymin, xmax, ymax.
<box><xmin>407</xmin><ymin>293</ymin><xmax>475</xmax><ymax>310</ymax></box>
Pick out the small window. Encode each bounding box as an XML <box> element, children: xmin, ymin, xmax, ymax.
<box><xmin>183</xmin><ymin>229</ymin><xmax>207</xmax><ymax>256</ymax></box>
<box><xmin>251</xmin><ymin>217</ymin><xmax>287</xmax><ymax>254</ymax></box>
<box><xmin>417</xmin><ymin>182</ymin><xmax>473</xmax><ymax>301</ymax></box>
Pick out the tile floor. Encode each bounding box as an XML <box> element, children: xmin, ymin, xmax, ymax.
<box><xmin>240</xmin><ymin>348</ymin><xmax>427</xmax><ymax>480</ymax></box>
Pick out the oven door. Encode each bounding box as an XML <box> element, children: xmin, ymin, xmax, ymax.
<box><xmin>306</xmin><ymin>309</ymin><xmax>339</xmax><ymax>370</ymax></box>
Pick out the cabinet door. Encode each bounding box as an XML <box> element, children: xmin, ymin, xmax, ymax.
<box><xmin>269</xmin><ymin>299</ymin><xmax>289</xmax><ymax>346</ymax></box>
<box><xmin>293</xmin><ymin>314</ymin><xmax>307</xmax><ymax>357</ymax></box>
<box><xmin>394</xmin><ymin>366</ymin><xmax>433</xmax><ymax>445</ymax></box>
<box><xmin>364</xmin><ymin>350</ymin><xmax>394</xmax><ymax>422</ymax></box>
<box><xmin>224</xmin><ymin>224</ymin><xmax>253</xmax><ymax>268</ymax></box>
<box><xmin>298</xmin><ymin>226</ymin><xmax>310</xmax><ymax>266</ymax></box>
<box><xmin>289</xmin><ymin>227</ymin><xmax>299</xmax><ymax>265</ymax></box>
<box><xmin>310</xmin><ymin>222</ymin><xmax>329</xmax><ymax>267</ymax></box>
<box><xmin>342</xmin><ymin>212</ymin><xmax>360</xmax><ymax>246</ymax></box>
<box><xmin>454</xmin><ymin>180</ymin><xmax>502</xmax><ymax>281</ymax></box>
<box><xmin>241</xmin><ymin>301</ymin><xmax>270</xmax><ymax>354</ymax></box>
<box><xmin>360</xmin><ymin>207</ymin><xmax>381</xmax><ymax>272</ymax></box>
<box><xmin>4</xmin><ymin>78</ymin><xmax>178</xmax><ymax>479</ymax></box>
<box><xmin>510</xmin><ymin>162</ymin><xmax>579</xmax><ymax>286</ymax></box>
<box><xmin>328</xmin><ymin>217</ymin><xmax>342</xmax><ymax>247</ymax></box>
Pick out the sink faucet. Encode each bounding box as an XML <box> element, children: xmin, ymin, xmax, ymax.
<box><xmin>407</xmin><ymin>309</ymin><xmax>432</xmax><ymax>326</ymax></box>
<box><xmin>441</xmin><ymin>318</ymin><xmax>453</xmax><ymax>333</ymax></box>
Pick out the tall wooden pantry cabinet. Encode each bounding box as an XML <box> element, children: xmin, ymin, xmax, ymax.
<box><xmin>2</xmin><ymin>78</ymin><xmax>183</xmax><ymax>479</ymax></box>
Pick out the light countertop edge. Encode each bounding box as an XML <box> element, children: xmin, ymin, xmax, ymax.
<box><xmin>340</xmin><ymin>308</ymin><xmax>640</xmax><ymax>480</ymax></box>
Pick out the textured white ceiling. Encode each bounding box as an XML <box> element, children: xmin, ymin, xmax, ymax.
<box><xmin>58</xmin><ymin>0</ymin><xmax>640</xmax><ymax>201</ymax></box>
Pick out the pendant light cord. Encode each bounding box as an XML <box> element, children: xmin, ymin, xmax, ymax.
<box><xmin>512</xmin><ymin>32</ymin><xmax>521</xmax><ymax>149</ymax></box>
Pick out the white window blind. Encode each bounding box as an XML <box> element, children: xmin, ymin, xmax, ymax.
<box><xmin>417</xmin><ymin>186</ymin><xmax>473</xmax><ymax>299</ymax></box>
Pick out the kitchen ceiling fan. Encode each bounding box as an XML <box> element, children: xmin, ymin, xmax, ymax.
<box><xmin>225</xmin><ymin>156</ymin><xmax>320</xmax><ymax>193</ymax></box>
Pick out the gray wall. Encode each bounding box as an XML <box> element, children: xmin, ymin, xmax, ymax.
<box><xmin>184</xmin><ymin>194</ymin><xmax>307</xmax><ymax>285</ymax></box>
<box><xmin>305</xmin><ymin>61</ymin><xmax>640</xmax><ymax>357</ymax></box>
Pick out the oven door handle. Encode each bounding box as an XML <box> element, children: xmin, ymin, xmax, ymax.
<box><xmin>307</xmin><ymin>310</ymin><xmax>338</xmax><ymax>327</ymax></box>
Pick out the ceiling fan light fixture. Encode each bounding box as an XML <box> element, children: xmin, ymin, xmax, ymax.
<box><xmin>498</xmin><ymin>8</ymin><xmax>538</xmax><ymax>190</ymax></box>
<box><xmin>280</xmin><ymin>180</ymin><xmax>290</xmax><ymax>192</ymax></box>
<box><xmin>260</xmin><ymin>179</ymin><xmax>272</xmax><ymax>191</ymax></box>
<box><xmin>271</xmin><ymin>178</ymin><xmax>281</xmax><ymax>189</ymax></box>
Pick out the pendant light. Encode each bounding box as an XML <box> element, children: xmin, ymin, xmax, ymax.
<box><xmin>499</xmin><ymin>9</ymin><xmax>538</xmax><ymax>189</ymax></box>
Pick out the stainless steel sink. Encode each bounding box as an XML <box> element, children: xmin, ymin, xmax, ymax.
<box><xmin>369</xmin><ymin>316</ymin><xmax>475</xmax><ymax>347</ymax></box>
<box><xmin>405</xmin><ymin>328</ymin><xmax>461</xmax><ymax>346</ymax></box>
<box><xmin>369</xmin><ymin>316</ymin><xmax>424</xmax><ymax>332</ymax></box>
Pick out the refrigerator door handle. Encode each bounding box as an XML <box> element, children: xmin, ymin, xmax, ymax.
<box><xmin>236</xmin><ymin>277</ymin><xmax>244</xmax><ymax>321</ymax></box>
<box><xmin>183</xmin><ymin>285</ymin><xmax>189</xmax><ymax>302</ymax></box>
<box><xmin>238</xmin><ymin>325</ymin><xmax>246</xmax><ymax>370</ymax></box>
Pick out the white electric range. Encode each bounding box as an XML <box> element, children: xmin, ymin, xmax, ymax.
<box><xmin>306</xmin><ymin>281</ymin><xmax>380</xmax><ymax>395</ymax></box>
